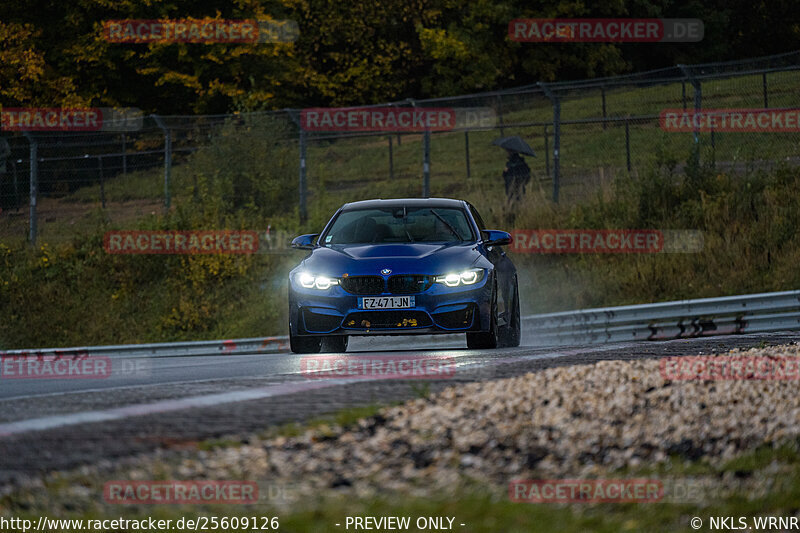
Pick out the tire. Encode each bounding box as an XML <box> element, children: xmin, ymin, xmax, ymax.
<box><xmin>505</xmin><ymin>279</ymin><xmax>521</xmax><ymax>348</ymax></box>
<box><xmin>321</xmin><ymin>335</ymin><xmax>348</xmax><ymax>353</ymax></box>
<box><xmin>467</xmin><ymin>279</ymin><xmax>499</xmax><ymax>349</ymax></box>
<box><xmin>289</xmin><ymin>331</ymin><xmax>322</xmax><ymax>353</ymax></box>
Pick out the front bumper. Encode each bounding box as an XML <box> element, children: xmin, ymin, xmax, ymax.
<box><xmin>288</xmin><ymin>275</ymin><xmax>493</xmax><ymax>336</ymax></box>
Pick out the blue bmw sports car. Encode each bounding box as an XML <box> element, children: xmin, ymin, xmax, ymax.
<box><xmin>288</xmin><ymin>198</ymin><xmax>520</xmax><ymax>353</ymax></box>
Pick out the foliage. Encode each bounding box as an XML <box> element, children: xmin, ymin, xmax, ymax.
<box><xmin>3</xmin><ymin>0</ymin><xmax>799</xmax><ymax>112</ymax></box>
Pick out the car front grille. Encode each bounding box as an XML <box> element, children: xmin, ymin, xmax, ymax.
<box><xmin>340</xmin><ymin>276</ymin><xmax>385</xmax><ymax>295</ymax></box>
<box><xmin>387</xmin><ymin>275</ymin><xmax>432</xmax><ymax>294</ymax></box>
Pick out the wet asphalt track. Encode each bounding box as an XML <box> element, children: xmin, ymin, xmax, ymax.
<box><xmin>1</xmin><ymin>331</ymin><xmax>799</xmax><ymax>483</ymax></box>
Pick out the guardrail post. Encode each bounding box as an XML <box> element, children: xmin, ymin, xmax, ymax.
<box><xmin>539</xmin><ymin>82</ymin><xmax>560</xmax><ymax>203</ymax></box>
<box><xmin>151</xmin><ymin>114</ymin><xmax>171</xmax><ymax>209</ymax></box>
<box><xmin>23</xmin><ymin>132</ymin><xmax>37</xmax><ymax>246</ymax></box>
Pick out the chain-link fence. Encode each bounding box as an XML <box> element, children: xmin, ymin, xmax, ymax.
<box><xmin>2</xmin><ymin>50</ymin><xmax>799</xmax><ymax>245</ymax></box>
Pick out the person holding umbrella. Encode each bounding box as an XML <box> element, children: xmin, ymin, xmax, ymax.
<box><xmin>492</xmin><ymin>136</ymin><xmax>535</xmax><ymax>203</ymax></box>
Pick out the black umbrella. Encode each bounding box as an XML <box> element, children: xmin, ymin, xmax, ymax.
<box><xmin>492</xmin><ymin>135</ymin><xmax>536</xmax><ymax>157</ymax></box>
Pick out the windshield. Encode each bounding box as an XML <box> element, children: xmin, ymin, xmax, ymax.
<box><xmin>321</xmin><ymin>206</ymin><xmax>475</xmax><ymax>245</ymax></box>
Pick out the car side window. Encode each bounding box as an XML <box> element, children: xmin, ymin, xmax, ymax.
<box><xmin>468</xmin><ymin>203</ymin><xmax>487</xmax><ymax>231</ymax></box>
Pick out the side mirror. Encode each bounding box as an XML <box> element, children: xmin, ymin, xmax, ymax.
<box><xmin>482</xmin><ymin>230</ymin><xmax>512</xmax><ymax>247</ymax></box>
<box><xmin>291</xmin><ymin>233</ymin><xmax>319</xmax><ymax>250</ymax></box>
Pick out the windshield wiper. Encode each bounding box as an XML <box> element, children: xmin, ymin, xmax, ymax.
<box><xmin>400</xmin><ymin>205</ymin><xmax>415</xmax><ymax>242</ymax></box>
<box><xmin>430</xmin><ymin>209</ymin><xmax>462</xmax><ymax>240</ymax></box>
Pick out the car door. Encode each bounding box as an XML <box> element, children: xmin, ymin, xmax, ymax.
<box><xmin>467</xmin><ymin>203</ymin><xmax>515</xmax><ymax>326</ymax></box>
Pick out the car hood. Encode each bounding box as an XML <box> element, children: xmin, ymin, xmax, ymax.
<box><xmin>298</xmin><ymin>242</ymin><xmax>483</xmax><ymax>276</ymax></box>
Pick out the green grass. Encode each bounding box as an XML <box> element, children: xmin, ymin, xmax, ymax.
<box><xmin>254</xmin><ymin>403</ymin><xmax>391</xmax><ymax>440</ymax></box>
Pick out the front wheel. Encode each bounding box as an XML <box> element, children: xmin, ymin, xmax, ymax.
<box><xmin>504</xmin><ymin>279</ymin><xmax>521</xmax><ymax>347</ymax></box>
<box><xmin>467</xmin><ymin>281</ymin><xmax>499</xmax><ymax>349</ymax></box>
<box><xmin>290</xmin><ymin>331</ymin><xmax>322</xmax><ymax>354</ymax></box>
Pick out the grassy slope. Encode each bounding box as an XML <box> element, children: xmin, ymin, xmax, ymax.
<box><xmin>1</xmin><ymin>72</ymin><xmax>799</xmax><ymax>348</ymax></box>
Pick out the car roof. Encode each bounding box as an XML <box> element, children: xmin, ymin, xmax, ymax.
<box><xmin>340</xmin><ymin>198</ymin><xmax>467</xmax><ymax>211</ymax></box>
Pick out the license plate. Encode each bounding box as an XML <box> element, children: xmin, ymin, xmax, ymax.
<box><xmin>359</xmin><ymin>296</ymin><xmax>414</xmax><ymax>309</ymax></box>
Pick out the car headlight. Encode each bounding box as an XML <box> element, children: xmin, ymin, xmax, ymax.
<box><xmin>296</xmin><ymin>272</ymin><xmax>339</xmax><ymax>290</ymax></box>
<box><xmin>434</xmin><ymin>268</ymin><xmax>484</xmax><ymax>287</ymax></box>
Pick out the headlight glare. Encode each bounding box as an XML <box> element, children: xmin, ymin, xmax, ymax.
<box><xmin>460</xmin><ymin>270</ymin><xmax>478</xmax><ymax>284</ymax></box>
<box><xmin>435</xmin><ymin>268</ymin><xmax>484</xmax><ymax>287</ymax></box>
<box><xmin>297</xmin><ymin>272</ymin><xmax>339</xmax><ymax>290</ymax></box>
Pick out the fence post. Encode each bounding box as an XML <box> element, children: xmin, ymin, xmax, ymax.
<box><xmin>423</xmin><ymin>129</ymin><xmax>430</xmax><ymax>198</ymax></box>
<box><xmin>625</xmin><ymin>118</ymin><xmax>631</xmax><ymax>172</ymax></box>
<box><xmin>23</xmin><ymin>133</ymin><xmax>37</xmax><ymax>246</ymax></box>
<box><xmin>121</xmin><ymin>133</ymin><xmax>127</xmax><ymax>176</ymax></box>
<box><xmin>543</xmin><ymin>125</ymin><xmax>550</xmax><ymax>179</ymax></box>
<box><xmin>98</xmin><ymin>156</ymin><xmax>106</xmax><ymax>208</ymax></box>
<box><xmin>710</xmin><ymin>127</ymin><xmax>716</xmax><ymax>169</ymax></box>
<box><xmin>388</xmin><ymin>135</ymin><xmax>394</xmax><ymax>180</ymax></box>
<box><xmin>681</xmin><ymin>81</ymin><xmax>687</xmax><ymax>110</ymax></box>
<box><xmin>601</xmin><ymin>86</ymin><xmax>607</xmax><ymax>130</ymax></box>
<box><xmin>299</xmin><ymin>128</ymin><xmax>308</xmax><ymax>222</ymax></box>
<box><xmin>539</xmin><ymin>82</ymin><xmax>560</xmax><ymax>203</ymax></box>
<box><xmin>151</xmin><ymin>115</ymin><xmax>171</xmax><ymax>209</ymax></box>
<box><xmin>679</xmin><ymin>65</ymin><xmax>701</xmax><ymax>167</ymax></box>
<box><xmin>11</xmin><ymin>160</ymin><xmax>19</xmax><ymax>211</ymax></box>
<box><xmin>496</xmin><ymin>93</ymin><xmax>505</xmax><ymax>137</ymax></box>
<box><xmin>762</xmin><ymin>72</ymin><xmax>769</xmax><ymax>108</ymax></box>
<box><xmin>464</xmin><ymin>131</ymin><xmax>471</xmax><ymax>179</ymax></box>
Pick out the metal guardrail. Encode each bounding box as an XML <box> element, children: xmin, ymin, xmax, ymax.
<box><xmin>0</xmin><ymin>336</ymin><xmax>290</xmax><ymax>358</ymax></box>
<box><xmin>525</xmin><ymin>290</ymin><xmax>800</xmax><ymax>345</ymax></box>
<box><xmin>3</xmin><ymin>290</ymin><xmax>799</xmax><ymax>357</ymax></box>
